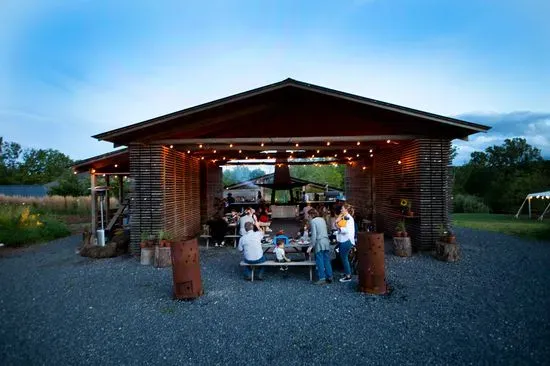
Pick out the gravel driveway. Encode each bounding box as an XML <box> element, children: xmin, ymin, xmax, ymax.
<box><xmin>1</xmin><ymin>228</ymin><xmax>549</xmax><ymax>365</ymax></box>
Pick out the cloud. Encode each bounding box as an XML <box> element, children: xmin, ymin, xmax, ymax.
<box><xmin>453</xmin><ymin>111</ymin><xmax>550</xmax><ymax>165</ymax></box>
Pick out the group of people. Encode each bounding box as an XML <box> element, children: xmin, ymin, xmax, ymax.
<box><xmin>238</xmin><ymin>202</ymin><xmax>356</xmax><ymax>284</ymax></box>
<box><xmin>206</xmin><ymin>205</ymin><xmax>271</xmax><ymax>247</ymax></box>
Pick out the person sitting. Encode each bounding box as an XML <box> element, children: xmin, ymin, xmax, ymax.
<box><xmin>238</xmin><ymin>221</ymin><xmax>266</xmax><ymax>280</ymax></box>
<box><xmin>206</xmin><ymin>213</ymin><xmax>229</xmax><ymax>247</ymax></box>
<box><xmin>274</xmin><ymin>239</ymin><xmax>291</xmax><ymax>271</ymax></box>
<box><xmin>302</xmin><ymin>202</ymin><xmax>313</xmax><ymax>221</ymax></box>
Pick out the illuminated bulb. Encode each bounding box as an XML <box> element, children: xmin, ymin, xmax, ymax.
<box><xmin>334</xmin><ymin>154</ymin><xmax>338</xmax><ymax>157</ymax></box>
<box><xmin>343</xmin><ymin>149</ymin><xmax>347</xmax><ymax>153</ymax></box>
<box><xmin>398</xmin><ymin>160</ymin><xmax>402</xmax><ymax>165</ymax></box>
<box><xmin>213</xmin><ymin>150</ymin><xmax>217</xmax><ymax>153</ymax></box>
<box><xmin>362</xmin><ymin>166</ymin><xmax>366</xmax><ymax>170</ymax></box>
<box><xmin>245</xmin><ymin>156</ymin><xmax>248</xmax><ymax>160</ymax></box>
<box><xmin>73</xmin><ymin>171</ymin><xmax>77</xmax><ymax>175</ymax></box>
<box><xmin>369</xmin><ymin>149</ymin><xmax>373</xmax><ymax>153</ymax></box>
<box><xmin>170</xmin><ymin>145</ymin><xmax>173</xmax><ymax>149</ymax></box>
<box><xmin>386</xmin><ymin>140</ymin><xmax>390</xmax><ymax>143</ymax></box>
<box><xmin>114</xmin><ymin>164</ymin><xmax>118</xmax><ymax>168</ymax></box>
<box><xmin>370</xmin><ymin>154</ymin><xmax>373</xmax><ymax>157</ymax></box>
<box><xmin>261</xmin><ymin>143</ymin><xmax>264</xmax><ymax>147</ymax></box>
<box><xmin>222</xmin><ymin>156</ymin><xmax>226</xmax><ymax>160</ymax></box>
<box><xmin>295</xmin><ymin>143</ymin><xmax>299</xmax><ymax>147</ymax></box>
<box><xmin>311</xmin><ymin>155</ymin><xmax>315</xmax><ymax>158</ymax></box>
<box><xmin>316</xmin><ymin>150</ymin><xmax>320</xmax><ymax>153</ymax></box>
<box><xmin>229</xmin><ymin>144</ymin><xmax>233</xmax><ymax>148</ymax></box>
<box><xmin>199</xmin><ymin>144</ymin><xmax>203</xmax><ymax>148</ymax></box>
<box><xmin>267</xmin><ymin>156</ymin><xmax>271</xmax><ymax>159</ymax></box>
<box><xmin>239</xmin><ymin>150</ymin><xmax>242</xmax><ymax>153</ymax></box>
<box><xmin>356</xmin><ymin>154</ymin><xmax>360</xmax><ymax>157</ymax></box>
<box><xmin>102</xmin><ymin>174</ymin><xmax>106</xmax><ymax>177</ymax></box>
<box><xmin>91</xmin><ymin>169</ymin><xmax>96</xmax><ymax>174</ymax></box>
<box><xmin>357</xmin><ymin>142</ymin><xmax>361</xmax><ymax>146</ymax></box>
<box><xmin>114</xmin><ymin>175</ymin><xmax>118</xmax><ymax>178</ymax></box>
<box><xmin>187</xmin><ymin>150</ymin><xmax>191</xmax><ymax>154</ymax></box>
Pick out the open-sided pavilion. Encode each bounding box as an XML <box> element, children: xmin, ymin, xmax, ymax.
<box><xmin>73</xmin><ymin>78</ymin><xmax>490</xmax><ymax>253</ymax></box>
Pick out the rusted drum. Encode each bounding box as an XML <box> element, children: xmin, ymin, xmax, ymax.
<box><xmin>171</xmin><ymin>238</ymin><xmax>203</xmax><ymax>300</ymax></box>
<box><xmin>356</xmin><ymin>232</ymin><xmax>387</xmax><ymax>295</ymax></box>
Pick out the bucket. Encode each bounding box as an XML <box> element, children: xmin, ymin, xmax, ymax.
<box><xmin>140</xmin><ymin>247</ymin><xmax>154</xmax><ymax>265</ymax></box>
<box><xmin>96</xmin><ymin>229</ymin><xmax>105</xmax><ymax>247</ymax></box>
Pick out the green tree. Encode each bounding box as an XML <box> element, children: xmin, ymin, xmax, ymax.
<box><xmin>290</xmin><ymin>165</ymin><xmax>345</xmax><ymax>189</ymax></box>
<box><xmin>49</xmin><ymin>171</ymin><xmax>89</xmax><ymax>196</ymax></box>
<box><xmin>223</xmin><ymin>166</ymin><xmax>266</xmax><ymax>186</ymax></box>
<box><xmin>19</xmin><ymin>148</ymin><xmax>73</xmax><ymax>184</ymax></box>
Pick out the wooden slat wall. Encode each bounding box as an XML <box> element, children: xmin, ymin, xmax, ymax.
<box><xmin>373</xmin><ymin>139</ymin><xmax>452</xmax><ymax>250</ymax></box>
<box><xmin>129</xmin><ymin>144</ymin><xmax>201</xmax><ymax>254</ymax></box>
<box><xmin>345</xmin><ymin>163</ymin><xmax>372</xmax><ymax>218</ymax></box>
<box><xmin>206</xmin><ymin>164</ymin><xmax>223</xmax><ymax>220</ymax></box>
<box><xmin>129</xmin><ymin>143</ymin><xmax>164</xmax><ymax>254</ymax></box>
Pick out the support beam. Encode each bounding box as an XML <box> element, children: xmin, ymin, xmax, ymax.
<box><xmin>118</xmin><ymin>175</ymin><xmax>123</xmax><ymax>203</ymax></box>
<box><xmin>91</xmin><ymin>173</ymin><xmax>97</xmax><ymax>233</ymax></box>
<box><xmin>105</xmin><ymin>175</ymin><xmax>110</xmax><ymax>227</ymax></box>
<box><xmin>154</xmin><ymin>135</ymin><xmax>424</xmax><ymax>145</ymax></box>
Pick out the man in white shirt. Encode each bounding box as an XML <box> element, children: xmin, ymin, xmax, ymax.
<box><xmin>238</xmin><ymin>221</ymin><xmax>266</xmax><ymax>280</ymax></box>
<box><xmin>239</xmin><ymin>207</ymin><xmax>255</xmax><ymax>236</ymax></box>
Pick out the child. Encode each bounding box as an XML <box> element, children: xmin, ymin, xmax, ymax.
<box><xmin>274</xmin><ymin>239</ymin><xmax>291</xmax><ymax>271</ymax></box>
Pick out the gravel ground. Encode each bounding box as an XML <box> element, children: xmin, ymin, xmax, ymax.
<box><xmin>1</xmin><ymin>228</ymin><xmax>549</xmax><ymax>365</ymax></box>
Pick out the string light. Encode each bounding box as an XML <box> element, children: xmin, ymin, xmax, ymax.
<box><xmin>326</xmin><ymin>142</ymin><xmax>331</xmax><ymax>146</ymax></box>
<box><xmin>102</xmin><ymin>174</ymin><xmax>106</xmax><ymax>177</ymax></box>
<box><xmin>201</xmin><ymin>156</ymin><xmax>204</xmax><ymax>160</ymax></box>
<box><xmin>169</xmin><ymin>145</ymin><xmax>173</xmax><ymax>149</ymax></box>
<box><xmin>334</xmin><ymin>154</ymin><xmax>338</xmax><ymax>157</ymax></box>
<box><xmin>199</xmin><ymin>144</ymin><xmax>203</xmax><ymax>148</ymax></box>
<box><xmin>222</xmin><ymin>156</ymin><xmax>226</xmax><ymax>160</ymax></box>
<box><xmin>91</xmin><ymin>169</ymin><xmax>96</xmax><ymax>174</ymax></box>
<box><xmin>229</xmin><ymin>144</ymin><xmax>233</xmax><ymax>148</ymax></box>
<box><xmin>239</xmin><ymin>150</ymin><xmax>242</xmax><ymax>153</ymax></box>
<box><xmin>370</xmin><ymin>154</ymin><xmax>373</xmax><ymax>158</ymax></box>
<box><xmin>114</xmin><ymin>164</ymin><xmax>118</xmax><ymax>168</ymax></box>
<box><xmin>398</xmin><ymin>160</ymin><xmax>402</xmax><ymax>165</ymax></box>
<box><xmin>267</xmin><ymin>156</ymin><xmax>271</xmax><ymax>159</ymax></box>
<box><xmin>316</xmin><ymin>150</ymin><xmax>320</xmax><ymax>153</ymax></box>
<box><xmin>261</xmin><ymin>142</ymin><xmax>264</xmax><ymax>147</ymax></box>
<box><xmin>362</xmin><ymin>166</ymin><xmax>366</xmax><ymax>170</ymax></box>
<box><xmin>356</xmin><ymin>154</ymin><xmax>360</xmax><ymax>157</ymax></box>
<box><xmin>386</xmin><ymin>140</ymin><xmax>390</xmax><ymax>143</ymax></box>
<box><xmin>245</xmin><ymin>156</ymin><xmax>248</xmax><ymax>160</ymax></box>
<box><xmin>357</xmin><ymin>142</ymin><xmax>361</xmax><ymax>145</ymax></box>
<box><xmin>73</xmin><ymin>171</ymin><xmax>77</xmax><ymax>175</ymax></box>
<box><xmin>369</xmin><ymin>149</ymin><xmax>373</xmax><ymax>153</ymax></box>
<box><xmin>295</xmin><ymin>143</ymin><xmax>299</xmax><ymax>147</ymax></box>
<box><xmin>187</xmin><ymin>150</ymin><xmax>191</xmax><ymax>154</ymax></box>
<box><xmin>343</xmin><ymin>149</ymin><xmax>347</xmax><ymax>153</ymax></box>
<box><xmin>213</xmin><ymin>150</ymin><xmax>217</xmax><ymax>153</ymax></box>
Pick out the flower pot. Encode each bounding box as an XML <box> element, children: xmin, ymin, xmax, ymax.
<box><xmin>140</xmin><ymin>247</ymin><xmax>154</xmax><ymax>265</ymax></box>
<box><xmin>446</xmin><ymin>235</ymin><xmax>457</xmax><ymax>244</ymax></box>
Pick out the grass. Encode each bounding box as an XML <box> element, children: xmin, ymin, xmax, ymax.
<box><xmin>0</xmin><ymin>204</ymin><xmax>71</xmax><ymax>247</ymax></box>
<box><xmin>453</xmin><ymin>213</ymin><xmax>550</xmax><ymax>241</ymax></box>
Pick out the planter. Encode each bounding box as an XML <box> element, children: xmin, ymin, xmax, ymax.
<box><xmin>140</xmin><ymin>247</ymin><xmax>154</xmax><ymax>265</ymax></box>
<box><xmin>435</xmin><ymin>240</ymin><xmax>460</xmax><ymax>262</ymax></box>
<box><xmin>393</xmin><ymin>236</ymin><xmax>412</xmax><ymax>257</ymax></box>
<box><xmin>154</xmin><ymin>246</ymin><xmax>172</xmax><ymax>268</ymax></box>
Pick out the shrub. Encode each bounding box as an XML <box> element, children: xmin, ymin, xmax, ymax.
<box><xmin>453</xmin><ymin>194</ymin><xmax>491</xmax><ymax>213</ymax></box>
<box><xmin>0</xmin><ymin>204</ymin><xmax>70</xmax><ymax>247</ymax></box>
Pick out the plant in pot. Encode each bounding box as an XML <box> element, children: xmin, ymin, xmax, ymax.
<box><xmin>437</xmin><ymin>224</ymin><xmax>448</xmax><ymax>242</ymax></box>
<box><xmin>395</xmin><ymin>221</ymin><xmax>408</xmax><ymax>237</ymax></box>
<box><xmin>140</xmin><ymin>232</ymin><xmax>155</xmax><ymax>265</ymax></box>
<box><xmin>158</xmin><ymin>230</ymin><xmax>174</xmax><ymax>247</ymax></box>
<box><xmin>406</xmin><ymin>201</ymin><xmax>414</xmax><ymax>217</ymax></box>
<box><xmin>140</xmin><ymin>232</ymin><xmax>154</xmax><ymax>248</ymax></box>
<box><xmin>445</xmin><ymin>229</ymin><xmax>457</xmax><ymax>244</ymax></box>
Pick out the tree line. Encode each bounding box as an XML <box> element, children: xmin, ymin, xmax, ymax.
<box><xmin>453</xmin><ymin>138</ymin><xmax>549</xmax><ymax>214</ymax></box>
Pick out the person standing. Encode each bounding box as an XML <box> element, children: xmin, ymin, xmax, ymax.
<box><xmin>239</xmin><ymin>207</ymin><xmax>255</xmax><ymax>236</ymax></box>
<box><xmin>238</xmin><ymin>221</ymin><xmax>266</xmax><ymax>280</ymax></box>
<box><xmin>336</xmin><ymin>204</ymin><xmax>355</xmax><ymax>282</ymax></box>
<box><xmin>308</xmin><ymin>209</ymin><xmax>333</xmax><ymax>285</ymax></box>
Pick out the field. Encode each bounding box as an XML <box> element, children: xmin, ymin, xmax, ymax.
<box><xmin>453</xmin><ymin>213</ymin><xmax>550</xmax><ymax>241</ymax></box>
<box><xmin>0</xmin><ymin>195</ymin><xmax>118</xmax><ymax>247</ymax></box>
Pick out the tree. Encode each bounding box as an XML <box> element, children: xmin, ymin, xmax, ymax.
<box><xmin>49</xmin><ymin>171</ymin><xmax>89</xmax><ymax>197</ymax></box>
<box><xmin>289</xmin><ymin>165</ymin><xmax>345</xmax><ymax>189</ymax></box>
<box><xmin>19</xmin><ymin>148</ymin><xmax>73</xmax><ymax>184</ymax></box>
<box><xmin>223</xmin><ymin>166</ymin><xmax>267</xmax><ymax>186</ymax></box>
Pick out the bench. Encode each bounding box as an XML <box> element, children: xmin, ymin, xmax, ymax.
<box><xmin>239</xmin><ymin>260</ymin><xmax>316</xmax><ymax>281</ymax></box>
<box><xmin>224</xmin><ymin>234</ymin><xmax>241</xmax><ymax>248</ymax></box>
<box><xmin>199</xmin><ymin>235</ymin><xmax>212</xmax><ymax>248</ymax></box>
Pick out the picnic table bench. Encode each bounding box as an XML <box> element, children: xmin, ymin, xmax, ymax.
<box><xmin>239</xmin><ymin>260</ymin><xmax>316</xmax><ymax>281</ymax></box>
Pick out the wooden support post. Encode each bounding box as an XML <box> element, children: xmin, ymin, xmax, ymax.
<box><xmin>528</xmin><ymin>198</ymin><xmax>532</xmax><ymax>219</ymax></box>
<box><xmin>118</xmin><ymin>175</ymin><xmax>124</xmax><ymax>202</ymax></box>
<box><xmin>105</xmin><ymin>175</ymin><xmax>110</xmax><ymax>227</ymax></box>
<box><xmin>91</xmin><ymin>173</ymin><xmax>97</xmax><ymax>233</ymax></box>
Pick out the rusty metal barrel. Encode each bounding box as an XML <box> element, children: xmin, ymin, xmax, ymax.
<box><xmin>170</xmin><ymin>238</ymin><xmax>203</xmax><ymax>300</ymax></box>
<box><xmin>356</xmin><ymin>232</ymin><xmax>387</xmax><ymax>295</ymax></box>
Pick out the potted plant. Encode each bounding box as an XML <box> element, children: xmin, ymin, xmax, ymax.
<box><xmin>406</xmin><ymin>201</ymin><xmax>414</xmax><ymax>217</ymax></box>
<box><xmin>437</xmin><ymin>224</ymin><xmax>448</xmax><ymax>242</ymax></box>
<box><xmin>140</xmin><ymin>232</ymin><xmax>155</xmax><ymax>265</ymax></box>
<box><xmin>155</xmin><ymin>229</ymin><xmax>173</xmax><ymax>267</ymax></box>
<box><xmin>158</xmin><ymin>230</ymin><xmax>173</xmax><ymax>248</ymax></box>
<box><xmin>393</xmin><ymin>220</ymin><xmax>411</xmax><ymax>257</ymax></box>
<box><xmin>445</xmin><ymin>229</ymin><xmax>457</xmax><ymax>244</ymax></box>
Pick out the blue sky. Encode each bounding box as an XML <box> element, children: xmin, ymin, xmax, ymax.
<box><xmin>1</xmin><ymin>0</ymin><xmax>549</xmax><ymax>164</ymax></box>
